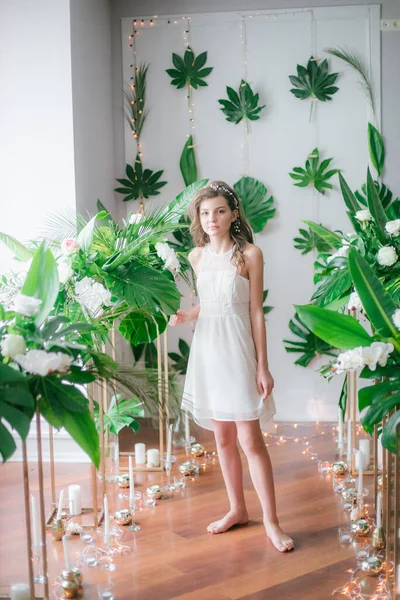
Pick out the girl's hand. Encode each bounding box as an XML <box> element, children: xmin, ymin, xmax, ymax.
<box><xmin>256</xmin><ymin>366</ymin><xmax>274</xmax><ymax>400</ymax></box>
<box><xmin>169</xmin><ymin>309</ymin><xmax>188</xmax><ymax>327</ymax></box>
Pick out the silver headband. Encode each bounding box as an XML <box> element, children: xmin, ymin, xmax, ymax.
<box><xmin>209</xmin><ymin>182</ymin><xmax>239</xmax><ymax>209</ymax></box>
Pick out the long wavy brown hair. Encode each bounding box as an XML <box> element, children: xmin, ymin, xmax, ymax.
<box><xmin>188</xmin><ymin>181</ymin><xmax>254</xmax><ymax>272</ymax></box>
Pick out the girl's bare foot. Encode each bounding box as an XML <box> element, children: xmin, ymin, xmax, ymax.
<box><xmin>207</xmin><ymin>509</ymin><xmax>248</xmax><ymax>534</ymax></box>
<box><xmin>264</xmin><ymin>521</ymin><xmax>294</xmax><ymax>552</ymax></box>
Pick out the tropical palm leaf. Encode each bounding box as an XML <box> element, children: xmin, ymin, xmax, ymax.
<box><xmin>368</xmin><ymin>123</ymin><xmax>385</xmax><ymax>178</ymax></box>
<box><xmin>290</xmin><ymin>148</ymin><xmax>338</xmax><ymax>195</ymax></box>
<box><xmin>302</xmin><ymin>221</ymin><xmax>343</xmax><ymax>249</ymax></box>
<box><xmin>124</xmin><ymin>62</ymin><xmax>149</xmax><ymax>142</ymax></box>
<box><xmin>169</xmin><ymin>338</ymin><xmax>190</xmax><ymax>375</ymax></box>
<box><xmin>283</xmin><ymin>312</ymin><xmax>337</xmax><ymax>367</ymax></box>
<box><xmin>40</xmin><ymin>208</ymin><xmax>87</xmax><ymax>245</ymax></box>
<box><xmin>354</xmin><ymin>180</ymin><xmax>398</xmax><ymax>216</ymax></box>
<box><xmin>115</xmin><ymin>154</ymin><xmax>167</xmax><ymax>202</ymax></box>
<box><xmin>94</xmin><ymin>394</ymin><xmax>144</xmax><ymax>435</ymax></box>
<box><xmin>166</xmin><ymin>47</ymin><xmax>213</xmax><ymax>90</ymax></box>
<box><xmin>263</xmin><ymin>290</ymin><xmax>273</xmax><ymax>317</ymax></box>
<box><xmin>289</xmin><ymin>57</ymin><xmax>339</xmax><ymax>101</ymax></box>
<box><xmin>219</xmin><ymin>80</ymin><xmax>265</xmax><ymax>124</ymax></box>
<box><xmin>293</xmin><ymin>227</ymin><xmax>332</xmax><ymax>255</ymax></box>
<box><xmin>311</xmin><ymin>267</ymin><xmax>353</xmax><ymax>307</ymax></box>
<box><xmin>233</xmin><ymin>177</ymin><xmax>275</xmax><ymax>233</ymax></box>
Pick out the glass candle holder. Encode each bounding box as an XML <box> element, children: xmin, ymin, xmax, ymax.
<box><xmin>318</xmin><ymin>461</ymin><xmax>331</xmax><ymax>475</ymax></box>
<box><xmin>143</xmin><ymin>492</ymin><xmax>156</xmax><ymax>508</ymax></box>
<box><xmin>338</xmin><ymin>526</ymin><xmax>353</xmax><ymax>545</ymax></box>
<box><xmin>332</xmin><ymin>476</ymin><xmax>346</xmax><ymax>494</ymax></box>
<box><xmin>173</xmin><ymin>475</ymin><xmax>186</xmax><ymax>489</ymax></box>
<box><xmin>352</xmin><ymin>541</ymin><xmax>371</xmax><ymax>564</ymax></box>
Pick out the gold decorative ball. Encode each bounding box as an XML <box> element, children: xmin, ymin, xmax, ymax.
<box><xmin>114</xmin><ymin>509</ymin><xmax>132</xmax><ymax>526</ymax></box>
<box><xmin>360</xmin><ymin>555</ymin><xmax>383</xmax><ymax>576</ymax></box>
<box><xmin>146</xmin><ymin>485</ymin><xmax>163</xmax><ymax>499</ymax></box>
<box><xmin>341</xmin><ymin>489</ymin><xmax>356</xmax><ymax>502</ymax></box>
<box><xmin>179</xmin><ymin>461</ymin><xmax>196</xmax><ymax>476</ymax></box>
<box><xmin>51</xmin><ymin>518</ymin><xmax>65</xmax><ymax>541</ymax></box>
<box><xmin>331</xmin><ymin>461</ymin><xmax>348</xmax><ymax>476</ymax></box>
<box><xmin>61</xmin><ymin>580</ymin><xmax>79</xmax><ymax>599</ymax></box>
<box><xmin>71</xmin><ymin>567</ymin><xmax>83</xmax><ymax>584</ymax></box>
<box><xmin>117</xmin><ymin>474</ymin><xmax>130</xmax><ymax>488</ymax></box>
<box><xmin>190</xmin><ymin>443</ymin><xmax>205</xmax><ymax>457</ymax></box>
<box><xmin>62</xmin><ymin>570</ymin><xmax>76</xmax><ymax>582</ymax></box>
<box><xmin>351</xmin><ymin>519</ymin><xmax>370</xmax><ymax>537</ymax></box>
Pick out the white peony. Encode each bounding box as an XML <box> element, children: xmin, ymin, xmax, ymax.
<box><xmin>355</xmin><ymin>209</ymin><xmax>372</xmax><ymax>223</ymax></box>
<box><xmin>385</xmin><ymin>219</ymin><xmax>400</xmax><ymax>237</ymax></box>
<box><xmin>393</xmin><ymin>308</ymin><xmax>400</xmax><ymax>329</ymax></box>
<box><xmin>58</xmin><ymin>262</ymin><xmax>74</xmax><ymax>284</ymax></box>
<box><xmin>377</xmin><ymin>246</ymin><xmax>398</xmax><ymax>267</ymax></box>
<box><xmin>129</xmin><ymin>213</ymin><xmax>144</xmax><ymax>224</ymax></box>
<box><xmin>75</xmin><ymin>277</ymin><xmax>112</xmax><ymax>316</ymax></box>
<box><xmin>0</xmin><ymin>334</ymin><xmax>26</xmax><ymax>359</ymax></box>
<box><xmin>327</xmin><ymin>245</ymin><xmax>349</xmax><ymax>264</ymax></box>
<box><xmin>61</xmin><ymin>239</ymin><xmax>80</xmax><ymax>255</ymax></box>
<box><xmin>14</xmin><ymin>350</ymin><xmax>73</xmax><ymax>376</ymax></box>
<box><xmin>348</xmin><ymin>291</ymin><xmax>363</xmax><ymax>312</ymax></box>
<box><xmin>13</xmin><ymin>294</ymin><xmax>42</xmax><ymax>317</ymax></box>
<box><xmin>155</xmin><ymin>242</ymin><xmax>180</xmax><ymax>273</ymax></box>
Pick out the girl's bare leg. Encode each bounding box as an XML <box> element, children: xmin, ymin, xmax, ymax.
<box><xmin>207</xmin><ymin>420</ymin><xmax>248</xmax><ymax>534</ymax></box>
<box><xmin>236</xmin><ymin>420</ymin><xmax>294</xmax><ymax>552</ymax></box>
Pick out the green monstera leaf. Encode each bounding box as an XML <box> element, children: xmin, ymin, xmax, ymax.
<box><xmin>166</xmin><ymin>47</ymin><xmax>213</xmax><ymax>90</ymax></box>
<box><xmin>233</xmin><ymin>177</ymin><xmax>275</xmax><ymax>233</ymax></box>
<box><xmin>115</xmin><ymin>155</ymin><xmax>167</xmax><ymax>202</ymax></box>
<box><xmin>290</xmin><ymin>148</ymin><xmax>338</xmax><ymax>195</ymax></box>
<box><xmin>219</xmin><ymin>80</ymin><xmax>265</xmax><ymax>124</ymax></box>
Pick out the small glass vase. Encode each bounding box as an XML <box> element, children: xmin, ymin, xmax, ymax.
<box><xmin>99</xmin><ymin>432</ymin><xmax>119</xmax><ymax>482</ymax></box>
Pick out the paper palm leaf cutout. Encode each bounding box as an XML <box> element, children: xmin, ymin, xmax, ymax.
<box><xmin>168</xmin><ymin>338</ymin><xmax>190</xmax><ymax>375</ymax></box>
<box><xmin>289</xmin><ymin>57</ymin><xmax>339</xmax><ymax>101</ymax></box>
<box><xmin>263</xmin><ymin>290</ymin><xmax>273</xmax><ymax>318</ymax></box>
<box><xmin>124</xmin><ymin>62</ymin><xmax>149</xmax><ymax>143</ymax></box>
<box><xmin>289</xmin><ymin>148</ymin><xmax>338</xmax><ymax>195</ymax></box>
<box><xmin>219</xmin><ymin>80</ymin><xmax>266</xmax><ymax>124</ymax></box>
<box><xmin>293</xmin><ymin>227</ymin><xmax>332</xmax><ymax>255</ymax></box>
<box><xmin>115</xmin><ymin>155</ymin><xmax>167</xmax><ymax>202</ymax></box>
<box><xmin>233</xmin><ymin>177</ymin><xmax>275</xmax><ymax>233</ymax></box>
<box><xmin>283</xmin><ymin>312</ymin><xmax>337</xmax><ymax>367</ymax></box>
<box><xmin>166</xmin><ymin>47</ymin><xmax>213</xmax><ymax>90</ymax></box>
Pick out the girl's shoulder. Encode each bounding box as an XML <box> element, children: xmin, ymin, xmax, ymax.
<box><xmin>242</xmin><ymin>242</ymin><xmax>263</xmax><ymax>263</ymax></box>
<box><xmin>188</xmin><ymin>246</ymin><xmax>204</xmax><ymax>268</ymax></box>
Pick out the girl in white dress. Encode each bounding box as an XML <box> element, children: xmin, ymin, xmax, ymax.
<box><xmin>170</xmin><ymin>181</ymin><xmax>294</xmax><ymax>552</ymax></box>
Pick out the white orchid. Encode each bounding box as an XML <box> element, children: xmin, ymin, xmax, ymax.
<box><xmin>385</xmin><ymin>219</ymin><xmax>400</xmax><ymax>238</ymax></box>
<box><xmin>14</xmin><ymin>350</ymin><xmax>73</xmax><ymax>376</ymax></box>
<box><xmin>348</xmin><ymin>291</ymin><xmax>363</xmax><ymax>313</ymax></box>
<box><xmin>155</xmin><ymin>242</ymin><xmax>180</xmax><ymax>273</ymax></box>
<box><xmin>75</xmin><ymin>277</ymin><xmax>112</xmax><ymax>316</ymax></box>
<box><xmin>0</xmin><ymin>334</ymin><xmax>26</xmax><ymax>359</ymax></box>
<box><xmin>333</xmin><ymin>342</ymin><xmax>394</xmax><ymax>374</ymax></box>
<box><xmin>377</xmin><ymin>246</ymin><xmax>398</xmax><ymax>267</ymax></box>
<box><xmin>355</xmin><ymin>209</ymin><xmax>372</xmax><ymax>223</ymax></box>
<box><xmin>13</xmin><ymin>294</ymin><xmax>42</xmax><ymax>317</ymax></box>
<box><xmin>332</xmin><ymin>348</ymin><xmax>364</xmax><ymax>374</ymax></box>
<box><xmin>393</xmin><ymin>309</ymin><xmax>400</xmax><ymax>329</ymax></box>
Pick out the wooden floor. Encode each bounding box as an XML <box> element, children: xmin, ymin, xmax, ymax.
<box><xmin>0</xmin><ymin>423</ymin><xmax>372</xmax><ymax>599</ymax></box>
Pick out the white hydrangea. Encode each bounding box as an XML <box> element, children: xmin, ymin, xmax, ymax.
<box><xmin>377</xmin><ymin>246</ymin><xmax>398</xmax><ymax>267</ymax></box>
<box><xmin>348</xmin><ymin>291</ymin><xmax>363</xmax><ymax>313</ymax></box>
<box><xmin>355</xmin><ymin>209</ymin><xmax>372</xmax><ymax>223</ymax></box>
<box><xmin>385</xmin><ymin>219</ymin><xmax>400</xmax><ymax>238</ymax></box>
<box><xmin>58</xmin><ymin>262</ymin><xmax>74</xmax><ymax>285</ymax></box>
<box><xmin>129</xmin><ymin>213</ymin><xmax>144</xmax><ymax>224</ymax></box>
<box><xmin>333</xmin><ymin>342</ymin><xmax>394</xmax><ymax>374</ymax></box>
<box><xmin>75</xmin><ymin>277</ymin><xmax>112</xmax><ymax>316</ymax></box>
<box><xmin>327</xmin><ymin>245</ymin><xmax>349</xmax><ymax>264</ymax></box>
<box><xmin>13</xmin><ymin>294</ymin><xmax>42</xmax><ymax>317</ymax></box>
<box><xmin>0</xmin><ymin>334</ymin><xmax>26</xmax><ymax>359</ymax></box>
<box><xmin>393</xmin><ymin>308</ymin><xmax>400</xmax><ymax>329</ymax></box>
<box><xmin>155</xmin><ymin>242</ymin><xmax>180</xmax><ymax>273</ymax></box>
<box><xmin>14</xmin><ymin>350</ymin><xmax>73</xmax><ymax>376</ymax></box>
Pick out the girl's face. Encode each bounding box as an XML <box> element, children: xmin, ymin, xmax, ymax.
<box><xmin>199</xmin><ymin>196</ymin><xmax>237</xmax><ymax>239</ymax></box>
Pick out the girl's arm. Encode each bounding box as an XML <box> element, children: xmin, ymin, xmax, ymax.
<box><xmin>247</xmin><ymin>246</ymin><xmax>274</xmax><ymax>399</ymax></box>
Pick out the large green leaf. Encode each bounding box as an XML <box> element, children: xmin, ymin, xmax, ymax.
<box><xmin>381</xmin><ymin>410</ymin><xmax>400</xmax><ymax>453</ymax></box>
<box><xmin>124</xmin><ymin>63</ymin><xmax>149</xmax><ymax>142</ymax></box>
<box><xmin>290</xmin><ymin>149</ymin><xmax>338</xmax><ymax>195</ymax></box>
<box><xmin>21</xmin><ymin>242</ymin><xmax>59</xmax><ymax>327</ymax></box>
<box><xmin>180</xmin><ymin>136</ymin><xmax>198</xmax><ymax>187</ymax></box>
<box><xmin>219</xmin><ymin>80</ymin><xmax>265</xmax><ymax>124</ymax></box>
<box><xmin>0</xmin><ymin>385</ymin><xmax>34</xmax><ymax>462</ymax></box>
<box><xmin>0</xmin><ymin>233</ymin><xmax>34</xmax><ymax>262</ymax></box>
<box><xmin>289</xmin><ymin>57</ymin><xmax>339</xmax><ymax>102</ymax></box>
<box><xmin>283</xmin><ymin>313</ymin><xmax>337</xmax><ymax>367</ymax></box>
<box><xmin>347</xmin><ymin>248</ymin><xmax>399</xmax><ymax>340</ymax></box>
<box><xmin>338</xmin><ymin>173</ymin><xmax>361</xmax><ymax>213</ymax></box>
<box><xmin>311</xmin><ymin>267</ymin><xmax>352</xmax><ymax>308</ymax></box>
<box><xmin>94</xmin><ymin>394</ymin><xmax>143</xmax><ymax>435</ymax></box>
<box><xmin>303</xmin><ymin>221</ymin><xmax>343</xmax><ymax>249</ymax></box>
<box><xmin>166</xmin><ymin>47</ymin><xmax>213</xmax><ymax>90</ymax></box>
<box><xmin>366</xmin><ymin>168</ymin><xmax>387</xmax><ymax>242</ymax></box>
<box><xmin>233</xmin><ymin>177</ymin><xmax>275</xmax><ymax>233</ymax></box>
<box><xmin>119</xmin><ymin>309</ymin><xmax>167</xmax><ymax>345</ymax></box>
<box><xmin>359</xmin><ymin>380</ymin><xmax>400</xmax><ymax>411</ymax></box>
<box><xmin>360</xmin><ymin>364</ymin><xmax>400</xmax><ymax>379</ymax></box>
<box><xmin>361</xmin><ymin>391</ymin><xmax>400</xmax><ymax>434</ymax></box>
<box><xmin>368</xmin><ymin>123</ymin><xmax>385</xmax><ymax>177</ymax></box>
<box><xmin>295</xmin><ymin>304</ymin><xmax>372</xmax><ymax>349</ymax></box>
<box><xmin>77</xmin><ymin>211</ymin><xmax>108</xmax><ymax>253</ymax></box>
<box><xmin>293</xmin><ymin>227</ymin><xmax>331</xmax><ymax>255</ymax></box>
<box><xmin>115</xmin><ymin>155</ymin><xmax>167</xmax><ymax>202</ymax></box>
<box><xmin>339</xmin><ymin>374</ymin><xmax>348</xmax><ymax>417</ymax></box>
<box><xmin>168</xmin><ymin>338</ymin><xmax>191</xmax><ymax>375</ymax></box>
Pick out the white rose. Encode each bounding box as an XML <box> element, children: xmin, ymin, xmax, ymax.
<box><xmin>13</xmin><ymin>294</ymin><xmax>42</xmax><ymax>317</ymax></box>
<box><xmin>355</xmin><ymin>209</ymin><xmax>372</xmax><ymax>223</ymax></box>
<box><xmin>58</xmin><ymin>262</ymin><xmax>74</xmax><ymax>284</ymax></box>
<box><xmin>14</xmin><ymin>350</ymin><xmax>73</xmax><ymax>376</ymax></box>
<box><xmin>393</xmin><ymin>308</ymin><xmax>400</xmax><ymax>329</ymax></box>
<box><xmin>377</xmin><ymin>246</ymin><xmax>398</xmax><ymax>267</ymax></box>
<box><xmin>0</xmin><ymin>334</ymin><xmax>26</xmax><ymax>359</ymax></box>
<box><xmin>385</xmin><ymin>219</ymin><xmax>400</xmax><ymax>237</ymax></box>
<box><xmin>155</xmin><ymin>242</ymin><xmax>180</xmax><ymax>273</ymax></box>
<box><xmin>129</xmin><ymin>213</ymin><xmax>144</xmax><ymax>224</ymax></box>
<box><xmin>348</xmin><ymin>291</ymin><xmax>363</xmax><ymax>312</ymax></box>
<box><xmin>327</xmin><ymin>245</ymin><xmax>349</xmax><ymax>264</ymax></box>
<box><xmin>61</xmin><ymin>238</ymin><xmax>80</xmax><ymax>255</ymax></box>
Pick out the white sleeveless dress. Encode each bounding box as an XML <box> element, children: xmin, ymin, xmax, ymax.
<box><xmin>182</xmin><ymin>243</ymin><xmax>276</xmax><ymax>431</ymax></box>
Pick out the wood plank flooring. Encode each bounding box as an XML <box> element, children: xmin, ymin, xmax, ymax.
<box><xmin>0</xmin><ymin>423</ymin><xmax>370</xmax><ymax>599</ymax></box>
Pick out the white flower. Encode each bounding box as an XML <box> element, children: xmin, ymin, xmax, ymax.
<box><xmin>14</xmin><ymin>350</ymin><xmax>73</xmax><ymax>376</ymax></box>
<box><xmin>75</xmin><ymin>277</ymin><xmax>112</xmax><ymax>316</ymax></box>
<box><xmin>155</xmin><ymin>242</ymin><xmax>180</xmax><ymax>273</ymax></box>
<box><xmin>385</xmin><ymin>219</ymin><xmax>400</xmax><ymax>237</ymax></box>
<box><xmin>0</xmin><ymin>334</ymin><xmax>26</xmax><ymax>359</ymax></box>
<box><xmin>348</xmin><ymin>291</ymin><xmax>363</xmax><ymax>312</ymax></box>
<box><xmin>58</xmin><ymin>262</ymin><xmax>73</xmax><ymax>284</ymax></box>
<box><xmin>333</xmin><ymin>342</ymin><xmax>394</xmax><ymax>374</ymax></box>
<box><xmin>65</xmin><ymin>521</ymin><xmax>83</xmax><ymax>535</ymax></box>
<box><xmin>393</xmin><ymin>308</ymin><xmax>400</xmax><ymax>329</ymax></box>
<box><xmin>377</xmin><ymin>246</ymin><xmax>398</xmax><ymax>267</ymax></box>
<box><xmin>333</xmin><ymin>348</ymin><xmax>364</xmax><ymax>374</ymax></box>
<box><xmin>13</xmin><ymin>294</ymin><xmax>42</xmax><ymax>317</ymax></box>
<box><xmin>355</xmin><ymin>209</ymin><xmax>372</xmax><ymax>223</ymax></box>
<box><xmin>327</xmin><ymin>245</ymin><xmax>349</xmax><ymax>264</ymax></box>
<box><xmin>129</xmin><ymin>213</ymin><xmax>144</xmax><ymax>224</ymax></box>
<box><xmin>61</xmin><ymin>238</ymin><xmax>80</xmax><ymax>255</ymax></box>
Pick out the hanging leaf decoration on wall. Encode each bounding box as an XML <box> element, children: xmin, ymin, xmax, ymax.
<box><xmin>219</xmin><ymin>80</ymin><xmax>266</xmax><ymax>124</ymax></box>
<box><xmin>368</xmin><ymin>122</ymin><xmax>385</xmax><ymax>178</ymax></box>
<box><xmin>293</xmin><ymin>227</ymin><xmax>332</xmax><ymax>255</ymax></box>
<box><xmin>233</xmin><ymin>176</ymin><xmax>275</xmax><ymax>233</ymax></box>
<box><xmin>180</xmin><ymin>135</ymin><xmax>198</xmax><ymax>187</ymax></box>
<box><xmin>166</xmin><ymin>47</ymin><xmax>213</xmax><ymax>90</ymax></box>
<box><xmin>124</xmin><ymin>62</ymin><xmax>149</xmax><ymax>143</ymax></box>
<box><xmin>289</xmin><ymin>57</ymin><xmax>339</xmax><ymax>121</ymax></box>
<box><xmin>115</xmin><ymin>155</ymin><xmax>167</xmax><ymax>203</ymax></box>
<box><xmin>283</xmin><ymin>312</ymin><xmax>338</xmax><ymax>367</ymax></box>
<box><xmin>289</xmin><ymin>148</ymin><xmax>338</xmax><ymax>195</ymax></box>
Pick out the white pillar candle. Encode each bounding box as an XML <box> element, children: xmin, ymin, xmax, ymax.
<box><xmin>62</xmin><ymin>535</ymin><xmax>71</xmax><ymax>572</ymax></box>
<box><xmin>347</xmin><ymin>419</ymin><xmax>352</xmax><ymax>463</ymax></box>
<box><xmin>184</xmin><ymin>412</ymin><xmax>190</xmax><ymax>445</ymax></box>
<box><xmin>129</xmin><ymin>455</ymin><xmax>134</xmax><ymax>500</ymax></box>
<box><xmin>376</xmin><ymin>492</ymin><xmax>382</xmax><ymax>528</ymax></box>
<box><xmin>147</xmin><ymin>448</ymin><xmax>160</xmax><ymax>468</ymax></box>
<box><xmin>134</xmin><ymin>443</ymin><xmax>146</xmax><ymax>465</ymax></box>
<box><xmin>357</xmin><ymin>453</ymin><xmax>364</xmax><ymax>498</ymax></box>
<box><xmin>359</xmin><ymin>439</ymin><xmax>371</xmax><ymax>470</ymax></box>
<box><xmin>56</xmin><ymin>489</ymin><xmax>64</xmax><ymax>521</ymax></box>
<box><xmin>68</xmin><ymin>485</ymin><xmax>81</xmax><ymax>516</ymax></box>
<box><xmin>166</xmin><ymin>424</ymin><xmax>173</xmax><ymax>465</ymax></box>
<box><xmin>377</xmin><ymin>436</ymin><xmax>383</xmax><ymax>470</ymax></box>
<box><xmin>337</xmin><ymin>406</ymin><xmax>343</xmax><ymax>448</ymax></box>
<box><xmin>31</xmin><ymin>495</ymin><xmax>40</xmax><ymax>547</ymax></box>
<box><xmin>10</xmin><ymin>583</ymin><xmax>30</xmax><ymax>600</ymax></box>
<box><xmin>103</xmin><ymin>495</ymin><xmax>109</xmax><ymax>539</ymax></box>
